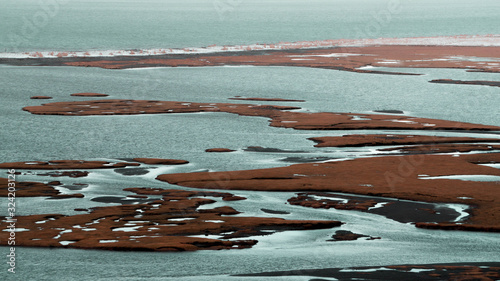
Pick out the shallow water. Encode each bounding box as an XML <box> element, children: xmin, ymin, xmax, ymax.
<box><xmin>1</xmin><ymin>0</ymin><xmax>499</xmax><ymax>53</ymax></box>
<box><xmin>1</xmin><ymin>65</ymin><xmax>499</xmax><ymax>165</ymax></box>
<box><xmin>1</xmin><ymin>1</ymin><xmax>500</xmax><ymax>279</ymax></box>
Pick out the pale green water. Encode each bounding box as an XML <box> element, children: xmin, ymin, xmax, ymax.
<box><xmin>1</xmin><ymin>0</ymin><xmax>499</xmax><ymax>52</ymax></box>
<box><xmin>1</xmin><ymin>65</ymin><xmax>499</xmax><ymax>163</ymax></box>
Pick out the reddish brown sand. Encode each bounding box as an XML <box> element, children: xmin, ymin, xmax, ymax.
<box><xmin>70</xmin><ymin>93</ymin><xmax>109</xmax><ymax>97</ymax></box>
<box><xmin>30</xmin><ymin>96</ymin><xmax>52</xmax><ymax>99</ymax></box>
<box><xmin>266</xmin><ymin>111</ymin><xmax>500</xmax><ymax>131</ymax></box>
<box><xmin>123</xmin><ymin>187</ymin><xmax>246</xmax><ymax>201</ymax></box>
<box><xmin>60</xmin><ymin>45</ymin><xmax>500</xmax><ymax>74</ymax></box>
<box><xmin>430</xmin><ymin>79</ymin><xmax>500</xmax><ymax>87</ymax></box>
<box><xmin>205</xmin><ymin>148</ymin><xmax>236</xmax><ymax>153</ymax></box>
<box><xmin>228</xmin><ymin>97</ymin><xmax>305</xmax><ymax>102</ymax></box>
<box><xmin>0</xmin><ymin>160</ymin><xmax>140</xmax><ymax>170</ymax></box>
<box><xmin>23</xmin><ymin>99</ymin><xmax>500</xmax><ymax>131</ymax></box>
<box><xmin>158</xmin><ymin>152</ymin><xmax>500</xmax><ymax>231</ymax></box>
<box><xmin>287</xmin><ymin>191</ymin><xmax>469</xmax><ymax>224</ymax></box>
<box><xmin>0</xmin><ymin>177</ymin><xmax>82</xmax><ymax>198</ymax></box>
<box><xmin>309</xmin><ymin>134</ymin><xmax>500</xmax><ymax>147</ymax></box>
<box><xmin>22</xmin><ymin>99</ymin><xmax>300</xmax><ymax>116</ymax></box>
<box><xmin>132</xmin><ymin>158</ymin><xmax>189</xmax><ymax>165</ymax></box>
<box><xmin>288</xmin><ymin>193</ymin><xmax>378</xmax><ymax>211</ymax></box>
<box><xmin>30</xmin><ymin>171</ymin><xmax>90</xmax><ymax>178</ymax></box>
<box><xmin>0</xmin><ymin>188</ymin><xmax>341</xmax><ymax>251</ymax></box>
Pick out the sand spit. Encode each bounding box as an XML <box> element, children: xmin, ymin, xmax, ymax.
<box><xmin>70</xmin><ymin>93</ymin><xmax>110</xmax><ymax>97</ymax></box>
<box><xmin>0</xmin><ymin>188</ymin><xmax>341</xmax><ymax>251</ymax></box>
<box><xmin>228</xmin><ymin>97</ymin><xmax>305</xmax><ymax>102</ymax></box>
<box><xmin>0</xmin><ymin>158</ymin><xmax>188</xmax><ymax>170</ymax></box>
<box><xmin>309</xmin><ymin>134</ymin><xmax>500</xmax><ymax>147</ymax></box>
<box><xmin>430</xmin><ymin>79</ymin><xmax>500</xmax><ymax>87</ymax></box>
<box><xmin>380</xmin><ymin>143</ymin><xmax>500</xmax><ymax>154</ymax></box>
<box><xmin>205</xmin><ymin>148</ymin><xmax>236</xmax><ymax>153</ymax></box>
<box><xmin>234</xmin><ymin>262</ymin><xmax>500</xmax><ymax>280</ymax></box>
<box><xmin>0</xmin><ymin>160</ymin><xmax>140</xmax><ymax>170</ymax></box>
<box><xmin>30</xmin><ymin>96</ymin><xmax>52</xmax><ymax>99</ymax></box>
<box><xmin>1</xmin><ymin>35</ymin><xmax>500</xmax><ymax>75</ymax></box>
<box><xmin>3</xmin><ymin>45</ymin><xmax>496</xmax><ymax>75</ymax></box>
<box><xmin>0</xmin><ymin>177</ymin><xmax>82</xmax><ymax>198</ymax></box>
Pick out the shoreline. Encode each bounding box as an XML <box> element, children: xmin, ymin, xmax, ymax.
<box><xmin>13</xmin><ymin>94</ymin><xmax>500</xmax><ymax>233</ymax></box>
<box><xmin>158</xmin><ymin>152</ymin><xmax>500</xmax><ymax>232</ymax></box>
<box><xmin>2</xmin><ymin>35</ymin><xmax>499</xmax><ymax>59</ymax></box>
<box><xmin>234</xmin><ymin>262</ymin><xmax>500</xmax><ymax>280</ymax></box>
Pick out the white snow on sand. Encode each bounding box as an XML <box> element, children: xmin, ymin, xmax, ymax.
<box><xmin>1</xmin><ymin>35</ymin><xmax>499</xmax><ymax>59</ymax></box>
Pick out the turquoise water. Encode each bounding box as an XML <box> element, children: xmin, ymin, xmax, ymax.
<box><xmin>1</xmin><ymin>0</ymin><xmax>499</xmax><ymax>52</ymax></box>
<box><xmin>1</xmin><ymin>0</ymin><xmax>500</xmax><ymax>280</ymax></box>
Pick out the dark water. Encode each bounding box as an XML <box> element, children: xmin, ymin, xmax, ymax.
<box><xmin>1</xmin><ymin>0</ymin><xmax>499</xmax><ymax>52</ymax></box>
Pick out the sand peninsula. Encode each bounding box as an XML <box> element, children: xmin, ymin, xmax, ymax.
<box><xmin>0</xmin><ymin>35</ymin><xmax>500</xmax><ymax>82</ymax></box>
<box><xmin>1</xmin><ymin>35</ymin><xmax>500</xmax><ymax>76</ymax></box>
<box><xmin>22</xmin><ymin>99</ymin><xmax>500</xmax><ymax>131</ymax></box>
<box><xmin>235</xmin><ymin>262</ymin><xmax>500</xmax><ymax>280</ymax></box>
<box><xmin>159</xmin><ymin>152</ymin><xmax>500</xmax><ymax>232</ymax></box>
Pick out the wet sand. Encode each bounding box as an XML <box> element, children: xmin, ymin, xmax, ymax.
<box><xmin>328</xmin><ymin>230</ymin><xmax>380</xmax><ymax>241</ymax></box>
<box><xmin>0</xmin><ymin>177</ymin><xmax>82</xmax><ymax>198</ymax></box>
<box><xmin>23</xmin><ymin>99</ymin><xmax>500</xmax><ymax>131</ymax></box>
<box><xmin>159</xmin><ymin>152</ymin><xmax>500</xmax><ymax>231</ymax></box>
<box><xmin>205</xmin><ymin>148</ymin><xmax>236</xmax><ymax>153</ymax></box>
<box><xmin>430</xmin><ymin>79</ymin><xmax>500</xmax><ymax>87</ymax></box>
<box><xmin>309</xmin><ymin>134</ymin><xmax>500</xmax><ymax>147</ymax></box>
<box><xmin>0</xmin><ymin>158</ymin><xmax>188</xmax><ymax>169</ymax></box>
<box><xmin>30</xmin><ymin>96</ymin><xmax>52</xmax><ymax>99</ymax></box>
<box><xmin>2</xmin><ymin>45</ymin><xmax>500</xmax><ymax>75</ymax></box>
<box><xmin>2</xmin><ymin>40</ymin><xmax>500</xmax><ymax>260</ymax></box>
<box><xmin>380</xmin><ymin>143</ymin><xmax>500</xmax><ymax>154</ymax></box>
<box><xmin>234</xmin><ymin>262</ymin><xmax>500</xmax><ymax>280</ymax></box>
<box><xmin>14</xmin><ymin>170</ymin><xmax>89</xmax><ymax>178</ymax></box>
<box><xmin>0</xmin><ymin>160</ymin><xmax>140</xmax><ymax>170</ymax></box>
<box><xmin>228</xmin><ymin>97</ymin><xmax>305</xmax><ymax>102</ymax></box>
<box><xmin>287</xmin><ymin>192</ymin><xmax>464</xmax><ymax>224</ymax></box>
<box><xmin>14</xmin><ymin>96</ymin><xmax>500</xmax><ymax>233</ymax></box>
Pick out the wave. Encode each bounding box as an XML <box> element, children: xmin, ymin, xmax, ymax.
<box><xmin>1</xmin><ymin>34</ymin><xmax>499</xmax><ymax>59</ymax></box>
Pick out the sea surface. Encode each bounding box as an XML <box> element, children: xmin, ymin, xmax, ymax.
<box><xmin>1</xmin><ymin>0</ymin><xmax>500</xmax><ymax>280</ymax></box>
<box><xmin>1</xmin><ymin>0</ymin><xmax>499</xmax><ymax>53</ymax></box>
